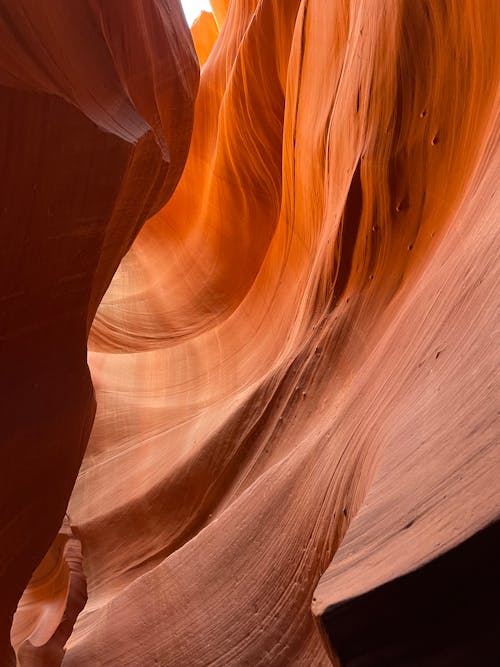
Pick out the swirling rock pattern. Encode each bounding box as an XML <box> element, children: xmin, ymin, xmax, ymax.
<box><xmin>2</xmin><ymin>0</ymin><xmax>499</xmax><ymax>665</ymax></box>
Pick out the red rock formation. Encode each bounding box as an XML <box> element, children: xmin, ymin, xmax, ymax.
<box><xmin>2</xmin><ymin>0</ymin><xmax>499</xmax><ymax>665</ymax></box>
<box><xmin>0</xmin><ymin>1</ymin><xmax>198</xmax><ymax>665</ymax></box>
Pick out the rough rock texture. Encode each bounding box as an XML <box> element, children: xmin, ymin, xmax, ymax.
<box><xmin>2</xmin><ymin>0</ymin><xmax>499</xmax><ymax>665</ymax></box>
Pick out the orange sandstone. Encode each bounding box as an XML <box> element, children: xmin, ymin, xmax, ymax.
<box><xmin>1</xmin><ymin>0</ymin><xmax>499</xmax><ymax>665</ymax></box>
<box><xmin>192</xmin><ymin>11</ymin><xmax>220</xmax><ymax>66</ymax></box>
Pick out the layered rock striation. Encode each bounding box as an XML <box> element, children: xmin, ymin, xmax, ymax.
<box><xmin>1</xmin><ymin>0</ymin><xmax>499</xmax><ymax>665</ymax></box>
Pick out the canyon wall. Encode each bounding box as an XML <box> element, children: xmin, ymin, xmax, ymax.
<box><xmin>0</xmin><ymin>1</ymin><xmax>198</xmax><ymax>664</ymax></box>
<box><xmin>2</xmin><ymin>0</ymin><xmax>499</xmax><ymax>665</ymax></box>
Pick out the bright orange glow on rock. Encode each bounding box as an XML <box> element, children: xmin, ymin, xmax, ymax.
<box><xmin>1</xmin><ymin>0</ymin><xmax>499</xmax><ymax>665</ymax></box>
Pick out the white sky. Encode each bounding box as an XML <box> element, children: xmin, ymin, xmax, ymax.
<box><xmin>181</xmin><ymin>0</ymin><xmax>212</xmax><ymax>26</ymax></box>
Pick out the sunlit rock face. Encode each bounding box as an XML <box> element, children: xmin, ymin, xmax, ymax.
<box><xmin>191</xmin><ymin>11</ymin><xmax>219</xmax><ymax>65</ymax></box>
<box><xmin>2</xmin><ymin>0</ymin><xmax>499</xmax><ymax>665</ymax></box>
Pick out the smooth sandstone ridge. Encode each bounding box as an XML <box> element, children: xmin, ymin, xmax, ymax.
<box><xmin>2</xmin><ymin>0</ymin><xmax>499</xmax><ymax>665</ymax></box>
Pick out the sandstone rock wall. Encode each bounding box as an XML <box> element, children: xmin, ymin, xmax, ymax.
<box><xmin>2</xmin><ymin>0</ymin><xmax>498</xmax><ymax>665</ymax></box>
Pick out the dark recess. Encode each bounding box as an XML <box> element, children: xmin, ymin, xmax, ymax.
<box><xmin>319</xmin><ymin>520</ymin><xmax>500</xmax><ymax>666</ymax></box>
<box><xmin>333</xmin><ymin>160</ymin><xmax>363</xmax><ymax>301</ymax></box>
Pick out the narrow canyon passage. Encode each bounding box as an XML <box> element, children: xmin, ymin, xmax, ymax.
<box><xmin>1</xmin><ymin>1</ymin><xmax>499</xmax><ymax>666</ymax></box>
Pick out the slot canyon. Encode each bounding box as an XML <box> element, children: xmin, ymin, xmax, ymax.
<box><xmin>0</xmin><ymin>1</ymin><xmax>499</xmax><ymax>665</ymax></box>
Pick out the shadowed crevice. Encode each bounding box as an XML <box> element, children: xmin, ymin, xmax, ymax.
<box><xmin>319</xmin><ymin>520</ymin><xmax>500</xmax><ymax>666</ymax></box>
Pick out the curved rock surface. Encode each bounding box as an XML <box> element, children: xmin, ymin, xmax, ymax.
<box><xmin>11</xmin><ymin>517</ymin><xmax>87</xmax><ymax>667</ymax></box>
<box><xmin>0</xmin><ymin>1</ymin><xmax>198</xmax><ymax>665</ymax></box>
<box><xmin>2</xmin><ymin>0</ymin><xmax>499</xmax><ymax>665</ymax></box>
<box><xmin>191</xmin><ymin>11</ymin><xmax>220</xmax><ymax>66</ymax></box>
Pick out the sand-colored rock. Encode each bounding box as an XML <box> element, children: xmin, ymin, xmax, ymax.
<box><xmin>2</xmin><ymin>0</ymin><xmax>499</xmax><ymax>665</ymax></box>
